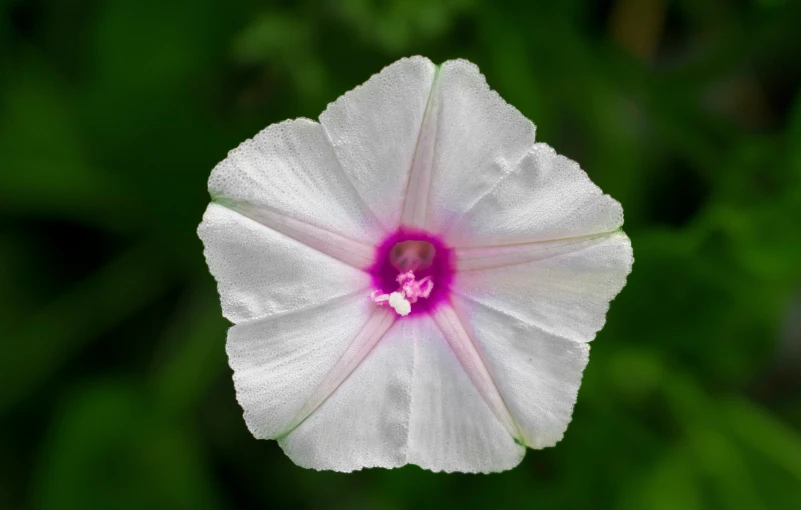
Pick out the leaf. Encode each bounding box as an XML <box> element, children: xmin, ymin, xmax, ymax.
<box><xmin>0</xmin><ymin>244</ymin><xmax>170</xmax><ymax>412</ymax></box>
<box><xmin>33</xmin><ymin>382</ymin><xmax>224</xmax><ymax>510</ymax></box>
<box><xmin>721</xmin><ymin>397</ymin><xmax>801</xmax><ymax>483</ymax></box>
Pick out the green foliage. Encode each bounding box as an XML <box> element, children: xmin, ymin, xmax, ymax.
<box><xmin>1</xmin><ymin>0</ymin><xmax>800</xmax><ymax>508</ymax></box>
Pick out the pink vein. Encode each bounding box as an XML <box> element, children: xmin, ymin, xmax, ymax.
<box><xmin>400</xmin><ymin>66</ymin><xmax>441</xmax><ymax>228</ymax></box>
<box><xmin>218</xmin><ymin>201</ymin><xmax>375</xmax><ymax>270</ymax></box>
<box><xmin>431</xmin><ymin>303</ymin><xmax>521</xmax><ymax>441</ymax></box>
<box><xmin>282</xmin><ymin>306</ymin><xmax>397</xmax><ymax>435</ymax></box>
<box><xmin>455</xmin><ymin>233</ymin><xmax>615</xmax><ymax>272</ymax></box>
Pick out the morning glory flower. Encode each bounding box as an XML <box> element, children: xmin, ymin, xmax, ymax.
<box><xmin>198</xmin><ymin>57</ymin><xmax>633</xmax><ymax>473</ymax></box>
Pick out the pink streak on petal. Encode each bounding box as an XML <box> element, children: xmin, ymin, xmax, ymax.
<box><xmin>285</xmin><ymin>306</ymin><xmax>396</xmax><ymax>434</ymax></box>
<box><xmin>455</xmin><ymin>234</ymin><xmax>612</xmax><ymax>272</ymax></box>
<box><xmin>400</xmin><ymin>68</ymin><xmax>441</xmax><ymax>229</ymax></box>
<box><xmin>228</xmin><ymin>202</ymin><xmax>376</xmax><ymax>270</ymax></box>
<box><xmin>431</xmin><ymin>304</ymin><xmax>521</xmax><ymax>441</ymax></box>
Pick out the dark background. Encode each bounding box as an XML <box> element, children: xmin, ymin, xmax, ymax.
<box><xmin>2</xmin><ymin>0</ymin><xmax>801</xmax><ymax>508</ymax></box>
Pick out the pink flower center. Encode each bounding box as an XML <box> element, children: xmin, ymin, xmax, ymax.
<box><xmin>368</xmin><ymin>228</ymin><xmax>455</xmax><ymax>316</ymax></box>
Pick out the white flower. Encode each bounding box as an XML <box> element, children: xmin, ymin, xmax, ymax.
<box><xmin>198</xmin><ymin>57</ymin><xmax>633</xmax><ymax>473</ymax></box>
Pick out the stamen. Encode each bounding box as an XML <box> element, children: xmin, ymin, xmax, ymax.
<box><xmin>370</xmin><ymin>270</ymin><xmax>435</xmax><ymax>316</ymax></box>
<box><xmin>388</xmin><ymin>292</ymin><xmax>411</xmax><ymax>316</ymax></box>
<box><xmin>370</xmin><ymin>290</ymin><xmax>390</xmax><ymax>305</ymax></box>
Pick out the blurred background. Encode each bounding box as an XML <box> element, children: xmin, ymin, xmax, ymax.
<box><xmin>2</xmin><ymin>0</ymin><xmax>801</xmax><ymax>508</ymax></box>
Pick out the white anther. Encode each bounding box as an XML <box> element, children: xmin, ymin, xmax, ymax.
<box><xmin>388</xmin><ymin>292</ymin><xmax>411</xmax><ymax>316</ymax></box>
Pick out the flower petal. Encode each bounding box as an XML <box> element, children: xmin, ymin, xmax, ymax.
<box><xmin>423</xmin><ymin>59</ymin><xmax>536</xmax><ymax>233</ymax></box>
<box><xmin>406</xmin><ymin>315</ymin><xmax>525</xmax><ymax>473</ymax></box>
<box><xmin>198</xmin><ymin>203</ymin><xmax>372</xmax><ymax>323</ymax></box>
<box><xmin>269</xmin><ymin>309</ymin><xmax>528</xmax><ymax>473</ymax></box>
<box><xmin>429</xmin><ymin>305</ymin><xmax>518</xmax><ymax>439</ymax></box>
<box><xmin>320</xmin><ymin>56</ymin><xmax>438</xmax><ymax>231</ymax></box>
<box><xmin>208</xmin><ymin>118</ymin><xmax>385</xmax><ymax>254</ymax></box>
<box><xmin>455</xmin><ymin>234</ymin><xmax>613</xmax><ymax>272</ymax></box>
<box><xmin>454</xmin><ymin>232</ymin><xmax>633</xmax><ymax>342</ymax></box>
<box><xmin>446</xmin><ymin>143</ymin><xmax>624</xmax><ymax>247</ymax></box>
<box><xmin>278</xmin><ymin>318</ymin><xmax>413</xmax><ymax>472</ymax></box>
<box><xmin>226</xmin><ymin>292</ymin><xmax>374</xmax><ymax>441</ymax></box>
<box><xmin>285</xmin><ymin>306</ymin><xmax>396</xmax><ymax>432</ymax></box>
<box><xmin>452</xmin><ymin>295</ymin><xmax>590</xmax><ymax>448</ymax></box>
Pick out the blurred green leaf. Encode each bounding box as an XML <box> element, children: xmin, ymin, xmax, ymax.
<box><xmin>0</xmin><ymin>244</ymin><xmax>171</xmax><ymax>412</ymax></box>
<box><xmin>34</xmin><ymin>382</ymin><xmax>223</xmax><ymax>510</ymax></box>
<box><xmin>332</xmin><ymin>0</ymin><xmax>475</xmax><ymax>53</ymax></box>
<box><xmin>619</xmin><ymin>444</ymin><xmax>703</xmax><ymax>510</ymax></box>
<box><xmin>0</xmin><ymin>56</ymin><xmax>133</xmax><ymax>232</ymax></box>
<box><xmin>149</xmin><ymin>288</ymin><xmax>228</xmax><ymax>414</ymax></box>
<box><xmin>664</xmin><ymin>376</ymin><xmax>766</xmax><ymax>510</ymax></box>
<box><xmin>722</xmin><ymin>398</ymin><xmax>801</xmax><ymax>483</ymax></box>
